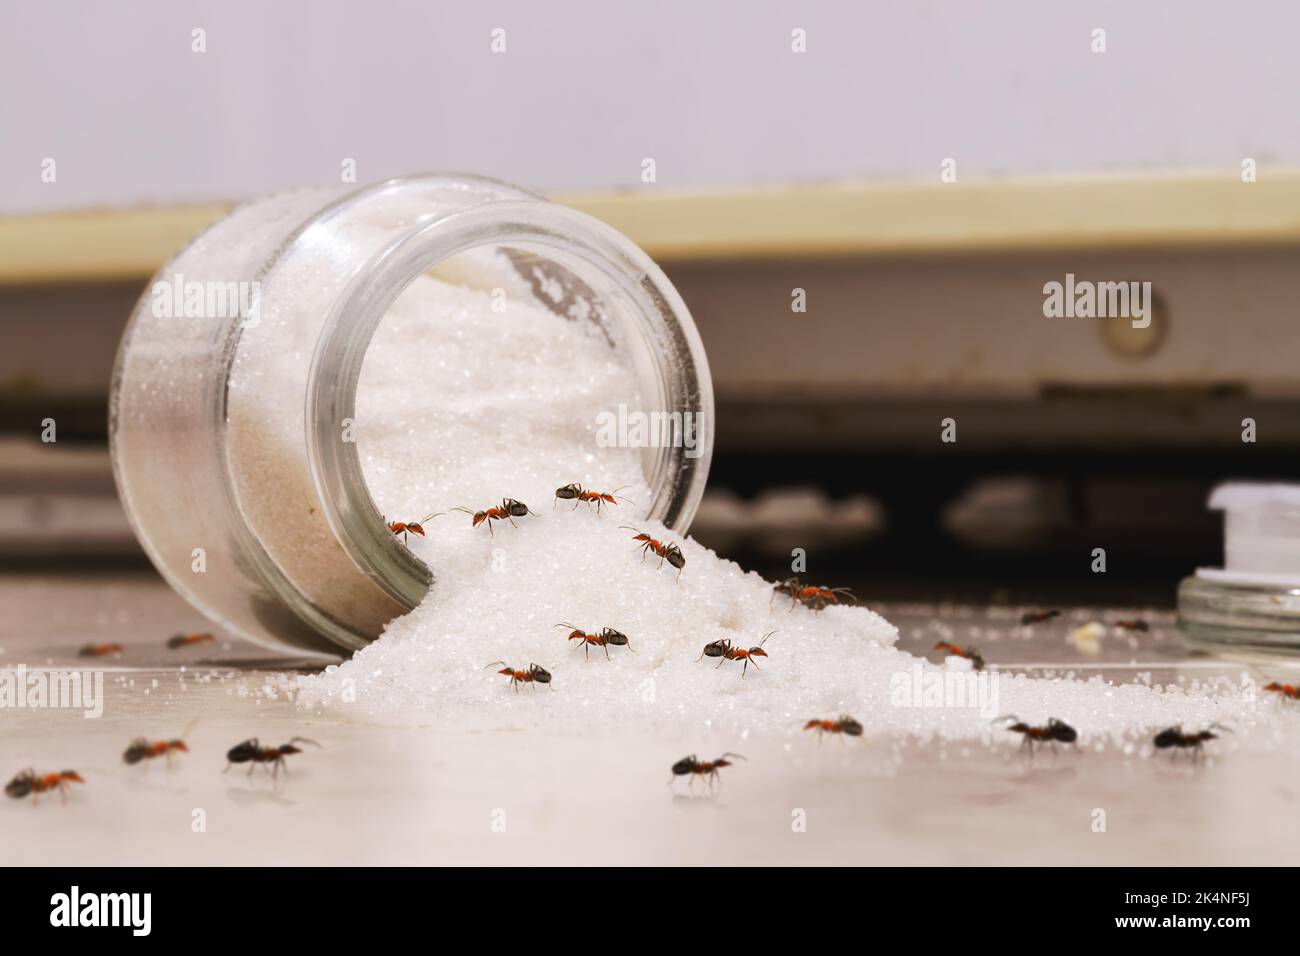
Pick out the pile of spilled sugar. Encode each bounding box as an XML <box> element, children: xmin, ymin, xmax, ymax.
<box><xmin>282</xmin><ymin>251</ymin><xmax>1282</xmax><ymax>750</ymax></box>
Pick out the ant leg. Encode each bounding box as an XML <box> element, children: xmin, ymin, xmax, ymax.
<box><xmin>715</xmin><ymin>656</ymin><xmax>726</xmax><ymax>669</ymax></box>
<box><xmin>603</xmin><ymin>642</ymin><xmax>610</xmax><ymax>661</ymax></box>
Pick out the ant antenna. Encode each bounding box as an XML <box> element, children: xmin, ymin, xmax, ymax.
<box><xmin>990</xmin><ymin>714</ymin><xmax>1019</xmax><ymax>724</ymax></box>
<box><xmin>720</xmin><ymin>753</ymin><xmax>747</xmax><ymax>762</ymax></box>
<box><xmin>484</xmin><ymin>660</ymin><xmax>508</xmax><ymax>670</ymax></box>
<box><xmin>287</xmin><ymin>737</ymin><xmax>320</xmax><ymax>748</ymax></box>
<box><xmin>419</xmin><ymin>512</ymin><xmax>445</xmax><ymax>523</ymax></box>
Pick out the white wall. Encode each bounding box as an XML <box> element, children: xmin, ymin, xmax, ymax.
<box><xmin>3</xmin><ymin>0</ymin><xmax>1298</xmax><ymax>213</ymax></box>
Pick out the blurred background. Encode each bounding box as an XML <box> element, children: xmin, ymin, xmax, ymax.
<box><xmin>4</xmin><ymin>0</ymin><xmax>1300</xmax><ymax>609</ymax></box>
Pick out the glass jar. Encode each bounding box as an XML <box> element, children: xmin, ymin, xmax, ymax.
<box><xmin>110</xmin><ymin>174</ymin><xmax>714</xmax><ymax>656</ymax></box>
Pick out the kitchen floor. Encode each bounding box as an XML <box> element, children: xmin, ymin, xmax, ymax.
<box><xmin>3</xmin><ymin>572</ymin><xmax>1299</xmax><ymax>865</ymax></box>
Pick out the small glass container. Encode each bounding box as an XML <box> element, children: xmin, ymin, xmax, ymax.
<box><xmin>110</xmin><ymin>174</ymin><xmax>714</xmax><ymax>655</ymax></box>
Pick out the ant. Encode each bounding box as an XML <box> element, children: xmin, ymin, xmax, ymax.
<box><xmin>124</xmin><ymin>719</ymin><xmax>197</xmax><ymax>766</ymax></box>
<box><xmin>1153</xmin><ymin>725</ymin><xmax>1228</xmax><ymax>761</ymax></box>
<box><xmin>224</xmin><ymin>737</ymin><xmax>319</xmax><ymax>777</ymax></box>
<box><xmin>934</xmin><ymin>641</ymin><xmax>986</xmax><ymax>671</ymax></box>
<box><xmin>555</xmin><ymin>623</ymin><xmax>631</xmax><ymax>660</ymax></box>
<box><xmin>1113</xmin><ymin>618</ymin><xmax>1150</xmax><ymax>632</ymax></box>
<box><xmin>1020</xmin><ymin>609</ymin><xmax>1061</xmax><ymax>626</ymax></box>
<box><xmin>78</xmin><ymin>642</ymin><xmax>123</xmax><ymax>658</ymax></box>
<box><xmin>669</xmin><ymin>753</ymin><xmax>744</xmax><ymax>792</ymax></box>
<box><xmin>454</xmin><ymin>499</ymin><xmax>536</xmax><ymax>536</ymax></box>
<box><xmin>166</xmin><ymin>632</ymin><xmax>215</xmax><ymax>650</ymax></box>
<box><xmin>797</xmin><ymin>585</ymin><xmax>855</xmax><ymax>613</ymax></box>
<box><xmin>771</xmin><ymin>576</ymin><xmax>802</xmax><ymax>609</ymax></box>
<box><xmin>996</xmin><ymin>715</ymin><xmax>1078</xmax><ymax>754</ymax></box>
<box><xmin>486</xmin><ymin>661</ymin><xmax>553</xmax><ymax>691</ymax></box>
<box><xmin>621</xmin><ymin>527</ymin><xmax>685</xmax><ymax>578</ymax></box>
<box><xmin>1265</xmin><ymin>682</ymin><xmax>1300</xmax><ymax>700</ymax></box>
<box><xmin>804</xmin><ymin>715</ymin><xmax>864</xmax><ymax>739</ymax></box>
<box><xmin>386</xmin><ymin>512</ymin><xmax>443</xmax><ymax>544</ymax></box>
<box><xmin>554</xmin><ymin>483</ymin><xmax>630</xmax><ymax>515</ymax></box>
<box><xmin>697</xmin><ymin>631</ymin><xmax>774</xmax><ymax>678</ymax></box>
<box><xmin>5</xmin><ymin>769</ymin><xmax>84</xmax><ymax>803</ymax></box>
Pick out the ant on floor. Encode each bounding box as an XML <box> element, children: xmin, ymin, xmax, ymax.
<box><xmin>996</xmin><ymin>715</ymin><xmax>1078</xmax><ymax>754</ymax></box>
<box><xmin>669</xmin><ymin>753</ymin><xmax>744</xmax><ymax>793</ymax></box>
<box><xmin>1153</xmin><ymin>725</ymin><xmax>1228</xmax><ymax>761</ymax></box>
<box><xmin>224</xmin><ymin>737</ymin><xmax>320</xmax><ymax>777</ymax></box>
<box><xmin>5</xmin><ymin>769</ymin><xmax>84</xmax><ymax>803</ymax></box>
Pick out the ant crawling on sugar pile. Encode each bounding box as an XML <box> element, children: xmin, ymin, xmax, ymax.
<box><xmin>804</xmin><ymin>715</ymin><xmax>864</xmax><ymax>740</ymax></box>
<box><xmin>224</xmin><ymin>737</ymin><xmax>319</xmax><ymax>777</ymax></box>
<box><xmin>934</xmin><ymin>641</ymin><xmax>986</xmax><ymax>671</ymax></box>
<box><xmin>166</xmin><ymin>632</ymin><xmax>215</xmax><ymax>650</ymax></box>
<box><xmin>124</xmin><ymin>719</ymin><xmax>198</xmax><ymax>766</ymax></box>
<box><xmin>1020</xmin><ymin>609</ymin><xmax>1061</xmax><ymax>626</ymax></box>
<box><xmin>486</xmin><ymin>661</ymin><xmax>553</xmax><ymax>691</ymax></box>
<box><xmin>1153</xmin><ymin>725</ymin><xmax>1229</xmax><ymax>761</ymax></box>
<box><xmin>669</xmin><ymin>753</ymin><xmax>744</xmax><ymax>793</ymax></box>
<box><xmin>454</xmin><ymin>499</ymin><xmax>536</xmax><ymax>536</ymax></box>
<box><xmin>621</xmin><ymin>527</ymin><xmax>685</xmax><ymax>578</ymax></box>
<box><xmin>1113</xmin><ymin>618</ymin><xmax>1150</xmax><ymax>632</ymax></box>
<box><xmin>697</xmin><ymin>631</ymin><xmax>774</xmax><ymax>678</ymax></box>
<box><xmin>995</xmin><ymin>715</ymin><xmax>1078</xmax><ymax>754</ymax></box>
<box><xmin>5</xmin><ymin>769</ymin><xmax>85</xmax><ymax>803</ymax></box>
<box><xmin>386</xmin><ymin>512</ymin><xmax>443</xmax><ymax>544</ymax></box>
<box><xmin>1265</xmin><ymin>682</ymin><xmax>1300</xmax><ymax>700</ymax></box>
<box><xmin>554</xmin><ymin>483</ymin><xmax>632</xmax><ymax>515</ymax></box>
<box><xmin>772</xmin><ymin>577</ymin><xmax>855</xmax><ymax>613</ymax></box>
<box><xmin>78</xmin><ymin>642</ymin><xmax>123</xmax><ymax>658</ymax></box>
<box><xmin>555</xmin><ymin>623</ymin><xmax>631</xmax><ymax>660</ymax></box>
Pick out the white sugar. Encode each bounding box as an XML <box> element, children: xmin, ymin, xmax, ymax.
<box><xmin>291</xmin><ymin>253</ymin><xmax>1285</xmax><ymax>751</ymax></box>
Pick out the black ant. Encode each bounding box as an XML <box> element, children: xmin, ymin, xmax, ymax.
<box><xmin>555</xmin><ymin>623</ymin><xmax>631</xmax><ymax>660</ymax></box>
<box><xmin>386</xmin><ymin>512</ymin><xmax>443</xmax><ymax>544</ymax></box>
<box><xmin>224</xmin><ymin>737</ymin><xmax>319</xmax><ymax>777</ymax></box>
<box><xmin>554</xmin><ymin>483</ymin><xmax>631</xmax><ymax>515</ymax></box>
<box><xmin>454</xmin><ymin>499</ymin><xmax>536</xmax><ymax>536</ymax></box>
<box><xmin>621</xmin><ymin>527</ymin><xmax>685</xmax><ymax>578</ymax></box>
<box><xmin>934</xmin><ymin>641</ymin><xmax>986</xmax><ymax>671</ymax></box>
<box><xmin>996</xmin><ymin>715</ymin><xmax>1078</xmax><ymax>753</ymax></box>
<box><xmin>771</xmin><ymin>577</ymin><xmax>802</xmax><ymax>609</ymax></box>
<box><xmin>804</xmin><ymin>715</ymin><xmax>864</xmax><ymax>739</ymax></box>
<box><xmin>1153</xmin><ymin>725</ymin><xmax>1228</xmax><ymax>761</ymax></box>
<box><xmin>5</xmin><ymin>769</ymin><xmax>84</xmax><ymax>803</ymax></box>
<box><xmin>669</xmin><ymin>753</ymin><xmax>744</xmax><ymax>792</ymax></box>
<box><xmin>486</xmin><ymin>661</ymin><xmax>553</xmax><ymax>691</ymax></box>
<box><xmin>697</xmin><ymin>631</ymin><xmax>773</xmax><ymax>678</ymax></box>
<box><xmin>1020</xmin><ymin>609</ymin><xmax>1061</xmax><ymax>626</ymax></box>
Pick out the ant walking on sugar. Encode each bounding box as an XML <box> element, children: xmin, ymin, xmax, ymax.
<box><xmin>554</xmin><ymin>483</ymin><xmax>632</xmax><ymax>515</ymax></box>
<box><xmin>224</xmin><ymin>737</ymin><xmax>319</xmax><ymax>777</ymax></box>
<box><xmin>995</xmin><ymin>715</ymin><xmax>1078</xmax><ymax>754</ymax></box>
<box><xmin>770</xmin><ymin>577</ymin><xmax>854</xmax><ymax>613</ymax></box>
<box><xmin>386</xmin><ymin>512</ymin><xmax>443</xmax><ymax>544</ymax></box>
<box><xmin>697</xmin><ymin>631</ymin><xmax>774</xmax><ymax>678</ymax></box>
<box><xmin>455</xmin><ymin>499</ymin><xmax>536</xmax><ymax>536</ymax></box>
<box><xmin>555</xmin><ymin>623</ymin><xmax>632</xmax><ymax>660</ymax></box>
<box><xmin>1265</xmin><ymin>682</ymin><xmax>1300</xmax><ymax>700</ymax></box>
<box><xmin>621</xmin><ymin>527</ymin><xmax>685</xmax><ymax>578</ymax></box>
<box><xmin>934</xmin><ymin>641</ymin><xmax>986</xmax><ymax>671</ymax></box>
<box><xmin>670</xmin><ymin>753</ymin><xmax>744</xmax><ymax>793</ymax></box>
<box><xmin>5</xmin><ymin>769</ymin><xmax>85</xmax><ymax>803</ymax></box>
<box><xmin>485</xmin><ymin>661</ymin><xmax>553</xmax><ymax>691</ymax></box>
<box><xmin>804</xmin><ymin>715</ymin><xmax>864</xmax><ymax>740</ymax></box>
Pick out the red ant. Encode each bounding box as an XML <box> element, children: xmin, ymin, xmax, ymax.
<box><xmin>771</xmin><ymin>577</ymin><xmax>802</xmax><ymax>609</ymax></box>
<box><xmin>166</xmin><ymin>632</ymin><xmax>215</xmax><ymax>649</ymax></box>
<box><xmin>804</xmin><ymin>715</ymin><xmax>864</xmax><ymax>739</ymax></box>
<box><xmin>996</xmin><ymin>715</ymin><xmax>1078</xmax><ymax>753</ymax></box>
<box><xmin>621</xmin><ymin>526</ymin><xmax>685</xmax><ymax>578</ymax></box>
<box><xmin>555</xmin><ymin>623</ymin><xmax>631</xmax><ymax>660</ymax></box>
<box><xmin>5</xmin><ymin>769</ymin><xmax>84</xmax><ymax>803</ymax></box>
<box><xmin>697</xmin><ymin>631</ymin><xmax>774</xmax><ymax>678</ymax></box>
<box><xmin>454</xmin><ymin>499</ymin><xmax>536</xmax><ymax>536</ymax></box>
<box><xmin>485</xmin><ymin>661</ymin><xmax>553</xmax><ymax>691</ymax></box>
<box><xmin>224</xmin><ymin>737</ymin><xmax>319</xmax><ymax>777</ymax></box>
<box><xmin>1265</xmin><ymin>682</ymin><xmax>1300</xmax><ymax>700</ymax></box>
<box><xmin>1154</xmin><ymin>725</ymin><xmax>1228</xmax><ymax>760</ymax></box>
<box><xmin>1020</xmin><ymin>609</ymin><xmax>1061</xmax><ymax>626</ymax></box>
<box><xmin>554</xmin><ymin>483</ymin><xmax>631</xmax><ymax>515</ymax></box>
<box><xmin>670</xmin><ymin>753</ymin><xmax>744</xmax><ymax>792</ymax></box>
<box><xmin>386</xmin><ymin>512</ymin><xmax>443</xmax><ymax>544</ymax></box>
<box><xmin>124</xmin><ymin>719</ymin><xmax>197</xmax><ymax>766</ymax></box>
<box><xmin>934</xmin><ymin>641</ymin><xmax>986</xmax><ymax>671</ymax></box>
<box><xmin>78</xmin><ymin>642</ymin><xmax>123</xmax><ymax>658</ymax></box>
<box><xmin>773</xmin><ymin>578</ymin><xmax>855</xmax><ymax>613</ymax></box>
<box><xmin>1113</xmin><ymin>618</ymin><xmax>1150</xmax><ymax>632</ymax></box>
